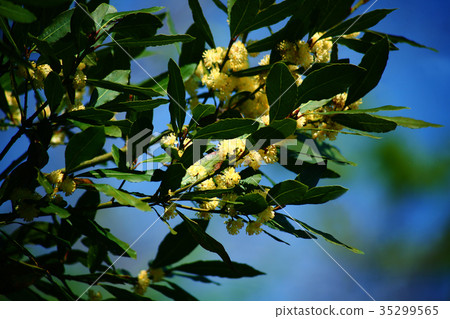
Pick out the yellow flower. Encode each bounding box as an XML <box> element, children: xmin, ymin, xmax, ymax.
<box><xmin>202</xmin><ymin>47</ymin><xmax>226</xmax><ymax>68</ymax></box>
<box><xmin>60</xmin><ymin>177</ymin><xmax>76</xmax><ymax>196</ymax></box>
<box><xmin>160</xmin><ymin>133</ymin><xmax>177</xmax><ymax>147</ymax></box>
<box><xmin>163</xmin><ymin>202</ymin><xmax>177</xmax><ymax>220</ymax></box>
<box><xmin>259</xmin><ymin>144</ymin><xmax>278</xmax><ymax>164</ymax></box>
<box><xmin>258</xmin><ymin>54</ymin><xmax>270</xmax><ymax>66</ymax></box>
<box><xmin>135</xmin><ymin>270</ymin><xmax>150</xmax><ymax>295</ymax></box>
<box><xmin>243</xmin><ymin>150</ymin><xmax>263</xmax><ymax>170</ymax></box>
<box><xmin>198</xmin><ymin>178</ymin><xmax>216</xmax><ymax>191</ymax></box>
<box><xmin>88</xmin><ymin>290</ymin><xmax>102</xmax><ymax>301</ymax></box>
<box><xmin>47</xmin><ymin>170</ymin><xmax>64</xmax><ymax>185</ymax></box>
<box><xmin>73</xmin><ymin>69</ymin><xmax>87</xmax><ymax>90</ymax></box>
<box><xmin>217</xmin><ymin>138</ymin><xmax>246</xmax><ymax>160</ymax></box>
<box><xmin>246</xmin><ymin>221</ymin><xmax>263</xmax><ymax>235</ymax></box>
<box><xmin>216</xmin><ymin>167</ymin><xmax>241</xmax><ymax>189</ymax></box>
<box><xmin>34</xmin><ymin>64</ymin><xmax>53</xmax><ymax>89</ymax></box>
<box><xmin>257</xmin><ymin>206</ymin><xmax>275</xmax><ymax>223</ymax></box>
<box><xmin>225</xmin><ymin>218</ymin><xmax>244</xmax><ymax>235</ymax></box>
<box><xmin>200</xmin><ymin>197</ymin><xmax>219</xmax><ymax>211</ymax></box>
<box><xmin>187</xmin><ymin>163</ymin><xmax>208</xmax><ymax>180</ymax></box>
<box><xmin>229</xmin><ymin>41</ymin><xmax>249</xmax><ymax>71</ymax></box>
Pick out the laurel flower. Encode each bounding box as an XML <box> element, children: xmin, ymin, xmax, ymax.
<box><xmin>259</xmin><ymin>54</ymin><xmax>270</xmax><ymax>66</ymax></box>
<box><xmin>73</xmin><ymin>69</ymin><xmax>87</xmax><ymax>90</ymax></box>
<box><xmin>50</xmin><ymin>131</ymin><xmax>65</xmax><ymax>146</ymax></box>
<box><xmin>259</xmin><ymin>145</ymin><xmax>278</xmax><ymax>164</ymax></box>
<box><xmin>200</xmin><ymin>197</ymin><xmax>219</xmax><ymax>212</ymax></box>
<box><xmin>163</xmin><ymin>202</ymin><xmax>177</xmax><ymax>220</ymax></box>
<box><xmin>297</xmin><ymin>115</ymin><xmax>307</xmax><ymax>128</ymax></box>
<box><xmin>187</xmin><ymin>163</ymin><xmax>208</xmax><ymax>180</ymax></box>
<box><xmin>135</xmin><ymin>270</ymin><xmax>150</xmax><ymax>295</ymax></box>
<box><xmin>311</xmin><ymin>32</ymin><xmax>333</xmax><ymax>64</ymax></box>
<box><xmin>60</xmin><ymin>177</ymin><xmax>76</xmax><ymax>196</ymax></box>
<box><xmin>47</xmin><ymin>170</ymin><xmax>64</xmax><ymax>185</ymax></box>
<box><xmin>246</xmin><ymin>221</ymin><xmax>263</xmax><ymax>235</ymax></box>
<box><xmin>34</xmin><ymin>64</ymin><xmax>53</xmax><ymax>89</ymax></box>
<box><xmin>225</xmin><ymin>218</ymin><xmax>244</xmax><ymax>235</ymax></box>
<box><xmin>229</xmin><ymin>41</ymin><xmax>249</xmax><ymax>71</ymax></box>
<box><xmin>216</xmin><ymin>167</ymin><xmax>241</xmax><ymax>189</ymax></box>
<box><xmin>88</xmin><ymin>290</ymin><xmax>102</xmax><ymax>301</ymax></box>
<box><xmin>257</xmin><ymin>206</ymin><xmax>275</xmax><ymax>223</ymax></box>
<box><xmin>202</xmin><ymin>47</ymin><xmax>226</xmax><ymax>68</ymax></box>
<box><xmin>198</xmin><ymin>178</ymin><xmax>216</xmax><ymax>191</ymax></box>
<box><xmin>218</xmin><ymin>138</ymin><xmax>246</xmax><ymax>161</ymax></box>
<box><xmin>160</xmin><ymin>133</ymin><xmax>177</xmax><ymax>148</ymax></box>
<box><xmin>243</xmin><ymin>150</ymin><xmax>264</xmax><ymax>170</ymax></box>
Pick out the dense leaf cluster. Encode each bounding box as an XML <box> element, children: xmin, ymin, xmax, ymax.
<box><xmin>0</xmin><ymin>0</ymin><xmax>439</xmax><ymax>300</ymax></box>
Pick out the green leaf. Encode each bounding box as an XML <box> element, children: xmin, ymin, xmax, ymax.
<box><xmin>168</xmin><ymin>58</ymin><xmax>187</xmax><ymax>133</ymax></box>
<box><xmin>152</xmin><ymin>219</ymin><xmax>209</xmax><ymax>268</ymax></box>
<box><xmin>78</xmin><ymin>169</ymin><xmax>154</xmax><ymax>183</ymax></box>
<box><xmin>103</xmin><ymin>7</ymin><xmax>164</xmax><ymax>24</ymax></box>
<box><xmin>91</xmin><ymin>3</ymin><xmax>117</xmax><ymax>26</ymax></box>
<box><xmin>381</xmin><ymin>32</ymin><xmax>437</xmax><ymax>52</ymax></box>
<box><xmin>179</xmin><ymin>23</ymin><xmax>206</xmax><ymax>67</ymax></box>
<box><xmin>192</xmin><ymin>103</ymin><xmax>215</xmax><ymax>123</ymax></box>
<box><xmin>40</xmin><ymin>203</ymin><xmax>70</xmax><ymax>219</ymax></box>
<box><xmin>346</xmin><ymin>38</ymin><xmax>390</xmax><ymax>105</ymax></box>
<box><xmin>189</xmin><ymin>0</ymin><xmax>215</xmax><ymax>48</ymax></box>
<box><xmin>212</xmin><ymin>0</ymin><xmax>227</xmax><ymax>13</ymax></box>
<box><xmin>145</xmin><ymin>63</ymin><xmax>197</xmax><ymax>95</ymax></box>
<box><xmin>265</xmin><ymin>213</ymin><xmax>316</xmax><ymax>239</ymax></box>
<box><xmin>65</xmin><ymin>127</ymin><xmax>105</xmax><ymax>172</ymax></box>
<box><xmin>297</xmin><ymin>64</ymin><xmax>366</xmax><ymax>105</ymax></box>
<box><xmin>150</xmin><ymin>282</ymin><xmax>197</xmax><ymax>301</ymax></box>
<box><xmin>39</xmin><ymin>9</ymin><xmax>73</xmax><ymax>42</ymax></box>
<box><xmin>322</xmin><ymin>9</ymin><xmax>395</xmax><ymax>38</ymax></box>
<box><xmin>98</xmin><ymin>99</ymin><xmax>169</xmax><ymax>112</ymax></box>
<box><xmin>297</xmin><ymin>185</ymin><xmax>348</xmax><ymax>205</ymax></box>
<box><xmin>88</xmin><ymin>79</ymin><xmax>162</xmax><ymax>101</ymax></box>
<box><xmin>286</xmin><ymin>216</ymin><xmax>363</xmax><ymax>254</ymax></box>
<box><xmin>312</xmin><ymin>0</ymin><xmax>353</xmax><ymax>33</ymax></box>
<box><xmin>372</xmin><ymin>116</ymin><xmax>443</xmax><ymax>129</ymax></box>
<box><xmin>249</xmin><ymin>119</ymin><xmax>296</xmax><ymax>149</ymax></box>
<box><xmin>105</xmin><ymin>34</ymin><xmax>195</xmax><ymax>47</ymax></box>
<box><xmin>69</xmin><ymin>108</ymin><xmax>115</xmax><ymax>123</ymax></box>
<box><xmin>194</xmin><ymin>118</ymin><xmax>258</xmax><ymax>140</ymax></box>
<box><xmin>102</xmin><ymin>285</ymin><xmax>153</xmax><ymax>301</ymax></box>
<box><xmin>178</xmin><ymin>212</ymin><xmax>232</xmax><ymax>267</ymax></box>
<box><xmin>316</xmin><ymin>105</ymin><xmax>409</xmax><ymax>115</ymax></box>
<box><xmin>241</xmin><ymin>0</ymin><xmax>299</xmax><ymax>33</ymax></box>
<box><xmin>93</xmin><ymin>70</ymin><xmax>130</xmax><ymax>107</ymax></box>
<box><xmin>93</xmin><ymin>184</ymin><xmax>151</xmax><ymax>212</ymax></box>
<box><xmin>332</xmin><ymin>113</ymin><xmax>397</xmax><ymax>133</ymax></box>
<box><xmin>44</xmin><ymin>71</ymin><xmax>64</xmax><ymax>112</ymax></box>
<box><xmin>173</xmin><ymin>260</ymin><xmax>264</xmax><ymax>278</ymax></box>
<box><xmin>229</xmin><ymin>0</ymin><xmax>259</xmax><ymax>38</ymax></box>
<box><xmin>110</xmin><ymin>13</ymin><xmax>162</xmax><ymax>39</ymax></box>
<box><xmin>235</xmin><ymin>193</ymin><xmax>268</xmax><ymax>214</ymax></box>
<box><xmin>266</xmin><ymin>62</ymin><xmax>297</xmax><ymax>122</ymax></box>
<box><xmin>160</xmin><ymin>163</ymin><xmax>186</xmax><ymax>195</ymax></box>
<box><xmin>14</xmin><ymin>0</ymin><xmax>72</xmax><ymax>7</ymax></box>
<box><xmin>36</xmin><ymin>170</ymin><xmax>53</xmax><ymax>194</ymax></box>
<box><xmin>231</xmin><ymin>64</ymin><xmax>271</xmax><ymax>77</ymax></box>
<box><xmin>267</xmin><ymin>180</ymin><xmax>308</xmax><ymax>206</ymax></box>
<box><xmin>0</xmin><ymin>0</ymin><xmax>36</xmax><ymax>23</ymax></box>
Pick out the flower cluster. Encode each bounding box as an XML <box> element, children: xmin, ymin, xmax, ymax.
<box><xmin>134</xmin><ymin>270</ymin><xmax>150</xmax><ymax>295</ymax></box>
<box><xmin>46</xmin><ymin>170</ymin><xmax>77</xmax><ymax>196</ymax></box>
<box><xmin>296</xmin><ymin>92</ymin><xmax>363</xmax><ymax>140</ymax></box>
